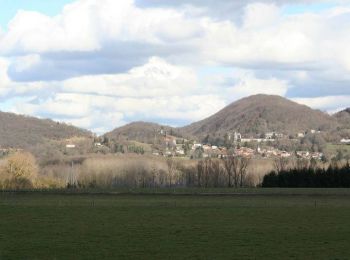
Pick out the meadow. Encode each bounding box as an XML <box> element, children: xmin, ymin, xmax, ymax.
<box><xmin>1</xmin><ymin>189</ymin><xmax>350</xmax><ymax>259</ymax></box>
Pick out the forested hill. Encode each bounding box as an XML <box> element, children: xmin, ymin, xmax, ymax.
<box><xmin>179</xmin><ymin>94</ymin><xmax>338</xmax><ymax>140</ymax></box>
<box><xmin>104</xmin><ymin>121</ymin><xmax>181</xmax><ymax>144</ymax></box>
<box><xmin>334</xmin><ymin>108</ymin><xmax>350</xmax><ymax>128</ymax></box>
<box><xmin>0</xmin><ymin>111</ymin><xmax>92</xmax><ymax>148</ymax></box>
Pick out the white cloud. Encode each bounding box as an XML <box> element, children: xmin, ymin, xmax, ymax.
<box><xmin>230</xmin><ymin>72</ymin><xmax>290</xmax><ymax>99</ymax></box>
<box><xmin>0</xmin><ymin>0</ymin><xmax>203</xmax><ymax>55</ymax></box>
<box><xmin>292</xmin><ymin>95</ymin><xmax>350</xmax><ymax>113</ymax></box>
<box><xmin>63</xmin><ymin>57</ymin><xmax>199</xmax><ymax>97</ymax></box>
<box><xmin>12</xmin><ymin>92</ymin><xmax>226</xmax><ymax>133</ymax></box>
<box><xmin>11</xmin><ymin>54</ymin><xmax>41</xmax><ymax>73</ymax></box>
<box><xmin>243</xmin><ymin>3</ymin><xmax>281</xmax><ymax>29</ymax></box>
<box><xmin>0</xmin><ymin>58</ymin><xmax>11</xmax><ymax>96</ymax></box>
<box><xmin>1</xmin><ymin>0</ymin><xmax>350</xmax><ymax>133</ymax></box>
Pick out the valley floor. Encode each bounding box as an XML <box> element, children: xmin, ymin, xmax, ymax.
<box><xmin>0</xmin><ymin>189</ymin><xmax>350</xmax><ymax>259</ymax></box>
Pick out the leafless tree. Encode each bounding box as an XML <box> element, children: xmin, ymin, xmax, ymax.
<box><xmin>231</xmin><ymin>156</ymin><xmax>240</xmax><ymax>188</ymax></box>
<box><xmin>211</xmin><ymin>159</ymin><xmax>221</xmax><ymax>187</ymax></box>
<box><xmin>197</xmin><ymin>160</ymin><xmax>204</xmax><ymax>187</ymax></box>
<box><xmin>294</xmin><ymin>158</ymin><xmax>309</xmax><ymax>171</ymax></box>
<box><xmin>203</xmin><ymin>158</ymin><xmax>212</xmax><ymax>188</ymax></box>
<box><xmin>166</xmin><ymin>157</ymin><xmax>176</xmax><ymax>187</ymax></box>
<box><xmin>273</xmin><ymin>157</ymin><xmax>289</xmax><ymax>173</ymax></box>
<box><xmin>223</xmin><ymin>156</ymin><xmax>233</xmax><ymax>187</ymax></box>
<box><xmin>238</xmin><ymin>157</ymin><xmax>250</xmax><ymax>187</ymax></box>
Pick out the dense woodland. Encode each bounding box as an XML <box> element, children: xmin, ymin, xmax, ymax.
<box><xmin>262</xmin><ymin>162</ymin><xmax>350</xmax><ymax>188</ymax></box>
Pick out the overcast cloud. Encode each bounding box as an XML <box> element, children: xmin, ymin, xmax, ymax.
<box><xmin>0</xmin><ymin>0</ymin><xmax>349</xmax><ymax>133</ymax></box>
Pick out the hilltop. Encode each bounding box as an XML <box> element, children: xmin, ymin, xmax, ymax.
<box><xmin>0</xmin><ymin>111</ymin><xmax>92</xmax><ymax>149</ymax></box>
<box><xmin>104</xmin><ymin>121</ymin><xmax>182</xmax><ymax>144</ymax></box>
<box><xmin>179</xmin><ymin>94</ymin><xmax>337</xmax><ymax>140</ymax></box>
<box><xmin>334</xmin><ymin>108</ymin><xmax>350</xmax><ymax>128</ymax></box>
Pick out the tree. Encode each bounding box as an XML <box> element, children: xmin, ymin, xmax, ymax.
<box><xmin>224</xmin><ymin>133</ymin><xmax>232</xmax><ymax>149</ymax></box>
<box><xmin>203</xmin><ymin>158</ymin><xmax>212</xmax><ymax>187</ymax></box>
<box><xmin>0</xmin><ymin>152</ymin><xmax>38</xmax><ymax>189</ymax></box>
<box><xmin>295</xmin><ymin>158</ymin><xmax>309</xmax><ymax>171</ymax></box>
<box><xmin>223</xmin><ymin>156</ymin><xmax>233</xmax><ymax>187</ymax></box>
<box><xmin>166</xmin><ymin>157</ymin><xmax>176</xmax><ymax>187</ymax></box>
<box><xmin>211</xmin><ymin>160</ymin><xmax>221</xmax><ymax>187</ymax></box>
<box><xmin>197</xmin><ymin>160</ymin><xmax>204</xmax><ymax>187</ymax></box>
<box><xmin>229</xmin><ymin>156</ymin><xmax>251</xmax><ymax>188</ymax></box>
<box><xmin>238</xmin><ymin>157</ymin><xmax>250</xmax><ymax>187</ymax></box>
<box><xmin>273</xmin><ymin>157</ymin><xmax>289</xmax><ymax>173</ymax></box>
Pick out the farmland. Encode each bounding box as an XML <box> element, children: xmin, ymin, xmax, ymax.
<box><xmin>1</xmin><ymin>189</ymin><xmax>350</xmax><ymax>259</ymax></box>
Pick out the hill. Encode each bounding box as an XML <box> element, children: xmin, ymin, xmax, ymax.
<box><xmin>104</xmin><ymin>121</ymin><xmax>182</xmax><ymax>144</ymax></box>
<box><xmin>334</xmin><ymin>108</ymin><xmax>350</xmax><ymax>128</ymax></box>
<box><xmin>180</xmin><ymin>94</ymin><xmax>337</xmax><ymax>140</ymax></box>
<box><xmin>0</xmin><ymin>111</ymin><xmax>92</xmax><ymax>149</ymax></box>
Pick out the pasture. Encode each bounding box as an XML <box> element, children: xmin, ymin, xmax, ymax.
<box><xmin>0</xmin><ymin>189</ymin><xmax>350</xmax><ymax>259</ymax></box>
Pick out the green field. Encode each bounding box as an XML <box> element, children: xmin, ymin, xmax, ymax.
<box><xmin>1</xmin><ymin>190</ymin><xmax>350</xmax><ymax>259</ymax></box>
<box><xmin>325</xmin><ymin>143</ymin><xmax>350</xmax><ymax>157</ymax></box>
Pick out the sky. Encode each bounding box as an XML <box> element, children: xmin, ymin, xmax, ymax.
<box><xmin>0</xmin><ymin>0</ymin><xmax>350</xmax><ymax>134</ymax></box>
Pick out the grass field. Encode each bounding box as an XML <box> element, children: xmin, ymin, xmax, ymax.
<box><xmin>1</xmin><ymin>190</ymin><xmax>350</xmax><ymax>259</ymax></box>
<box><xmin>326</xmin><ymin>143</ymin><xmax>350</xmax><ymax>157</ymax></box>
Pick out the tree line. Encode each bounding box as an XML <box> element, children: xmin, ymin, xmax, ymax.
<box><xmin>0</xmin><ymin>151</ymin><xmax>254</xmax><ymax>189</ymax></box>
<box><xmin>262</xmin><ymin>162</ymin><xmax>350</xmax><ymax>187</ymax></box>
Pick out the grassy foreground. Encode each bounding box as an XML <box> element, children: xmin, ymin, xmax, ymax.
<box><xmin>0</xmin><ymin>190</ymin><xmax>350</xmax><ymax>259</ymax></box>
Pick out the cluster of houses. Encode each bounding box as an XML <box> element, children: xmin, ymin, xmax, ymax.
<box><xmin>153</xmin><ymin>129</ymin><xmax>329</xmax><ymax>160</ymax></box>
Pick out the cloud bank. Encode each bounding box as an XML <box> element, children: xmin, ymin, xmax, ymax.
<box><xmin>0</xmin><ymin>0</ymin><xmax>349</xmax><ymax>133</ymax></box>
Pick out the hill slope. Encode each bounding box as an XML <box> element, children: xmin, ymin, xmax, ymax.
<box><xmin>180</xmin><ymin>94</ymin><xmax>337</xmax><ymax>140</ymax></box>
<box><xmin>105</xmin><ymin>121</ymin><xmax>181</xmax><ymax>144</ymax></box>
<box><xmin>334</xmin><ymin>108</ymin><xmax>350</xmax><ymax>129</ymax></box>
<box><xmin>0</xmin><ymin>111</ymin><xmax>92</xmax><ymax>148</ymax></box>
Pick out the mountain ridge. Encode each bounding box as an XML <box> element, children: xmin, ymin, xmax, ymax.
<box><xmin>1</xmin><ymin>95</ymin><xmax>348</xmax><ymax>148</ymax></box>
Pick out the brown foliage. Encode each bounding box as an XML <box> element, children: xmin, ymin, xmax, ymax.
<box><xmin>0</xmin><ymin>152</ymin><xmax>38</xmax><ymax>189</ymax></box>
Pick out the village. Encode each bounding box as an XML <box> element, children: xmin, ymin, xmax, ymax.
<box><xmin>152</xmin><ymin>129</ymin><xmax>346</xmax><ymax>161</ymax></box>
<box><xmin>1</xmin><ymin>128</ymin><xmax>349</xmax><ymax>162</ymax></box>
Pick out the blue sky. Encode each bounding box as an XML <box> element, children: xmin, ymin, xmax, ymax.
<box><xmin>0</xmin><ymin>0</ymin><xmax>349</xmax><ymax>133</ymax></box>
<box><xmin>282</xmin><ymin>2</ymin><xmax>337</xmax><ymax>15</ymax></box>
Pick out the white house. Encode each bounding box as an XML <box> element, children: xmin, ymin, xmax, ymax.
<box><xmin>340</xmin><ymin>138</ymin><xmax>350</xmax><ymax>144</ymax></box>
<box><xmin>297</xmin><ymin>132</ymin><xmax>305</xmax><ymax>138</ymax></box>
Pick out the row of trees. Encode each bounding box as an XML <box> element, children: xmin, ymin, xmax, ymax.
<box><xmin>177</xmin><ymin>156</ymin><xmax>251</xmax><ymax>188</ymax></box>
<box><xmin>0</xmin><ymin>151</ymin><xmax>255</xmax><ymax>190</ymax></box>
<box><xmin>262</xmin><ymin>162</ymin><xmax>350</xmax><ymax>187</ymax></box>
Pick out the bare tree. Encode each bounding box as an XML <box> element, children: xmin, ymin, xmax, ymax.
<box><xmin>211</xmin><ymin>159</ymin><xmax>221</xmax><ymax>187</ymax></box>
<box><xmin>294</xmin><ymin>158</ymin><xmax>309</xmax><ymax>171</ymax></box>
<box><xmin>223</xmin><ymin>156</ymin><xmax>233</xmax><ymax>187</ymax></box>
<box><xmin>166</xmin><ymin>157</ymin><xmax>176</xmax><ymax>187</ymax></box>
<box><xmin>203</xmin><ymin>158</ymin><xmax>212</xmax><ymax>188</ymax></box>
<box><xmin>231</xmin><ymin>156</ymin><xmax>240</xmax><ymax>188</ymax></box>
<box><xmin>273</xmin><ymin>157</ymin><xmax>289</xmax><ymax>173</ymax></box>
<box><xmin>238</xmin><ymin>157</ymin><xmax>250</xmax><ymax>187</ymax></box>
<box><xmin>197</xmin><ymin>160</ymin><xmax>204</xmax><ymax>187</ymax></box>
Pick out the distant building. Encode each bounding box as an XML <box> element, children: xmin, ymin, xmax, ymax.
<box><xmin>192</xmin><ymin>143</ymin><xmax>202</xmax><ymax>150</ymax></box>
<box><xmin>266</xmin><ymin>132</ymin><xmax>283</xmax><ymax>139</ymax></box>
<box><xmin>235</xmin><ymin>147</ymin><xmax>255</xmax><ymax>157</ymax></box>
<box><xmin>297</xmin><ymin>132</ymin><xmax>305</xmax><ymax>138</ymax></box>
<box><xmin>233</xmin><ymin>132</ymin><xmax>241</xmax><ymax>143</ymax></box>
<box><xmin>340</xmin><ymin>138</ymin><xmax>350</xmax><ymax>144</ymax></box>
<box><xmin>66</xmin><ymin>144</ymin><xmax>76</xmax><ymax>149</ymax></box>
<box><xmin>296</xmin><ymin>151</ymin><xmax>310</xmax><ymax>159</ymax></box>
